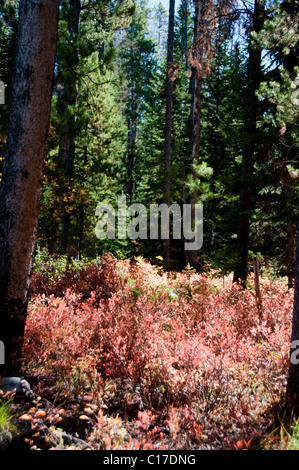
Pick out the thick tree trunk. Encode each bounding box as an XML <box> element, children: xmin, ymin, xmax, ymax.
<box><xmin>0</xmin><ymin>0</ymin><xmax>60</xmax><ymax>375</ymax></box>
<box><xmin>163</xmin><ymin>0</ymin><xmax>175</xmax><ymax>268</ymax></box>
<box><xmin>233</xmin><ymin>0</ymin><xmax>265</xmax><ymax>284</ymax></box>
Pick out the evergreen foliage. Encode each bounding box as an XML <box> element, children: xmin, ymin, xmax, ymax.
<box><xmin>0</xmin><ymin>0</ymin><xmax>298</xmax><ymax>279</ymax></box>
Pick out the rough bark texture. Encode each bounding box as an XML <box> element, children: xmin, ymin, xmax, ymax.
<box><xmin>185</xmin><ymin>0</ymin><xmax>208</xmax><ymax>269</ymax></box>
<box><xmin>190</xmin><ymin>0</ymin><xmax>203</xmax><ymax>178</ymax></box>
<box><xmin>163</xmin><ymin>0</ymin><xmax>175</xmax><ymax>267</ymax></box>
<box><xmin>0</xmin><ymin>0</ymin><xmax>60</xmax><ymax>375</ymax></box>
<box><xmin>233</xmin><ymin>0</ymin><xmax>265</xmax><ymax>284</ymax></box>
<box><xmin>287</xmin><ymin>219</ymin><xmax>296</xmax><ymax>287</ymax></box>
<box><xmin>286</xmin><ymin>187</ymin><xmax>296</xmax><ymax>289</ymax></box>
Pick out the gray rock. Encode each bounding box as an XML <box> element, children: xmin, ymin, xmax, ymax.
<box><xmin>0</xmin><ymin>377</ymin><xmax>31</xmax><ymax>394</ymax></box>
<box><xmin>0</xmin><ymin>430</ymin><xmax>13</xmax><ymax>450</ymax></box>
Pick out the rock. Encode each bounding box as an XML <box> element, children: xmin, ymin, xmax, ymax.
<box><xmin>0</xmin><ymin>430</ymin><xmax>13</xmax><ymax>450</ymax></box>
<box><xmin>0</xmin><ymin>377</ymin><xmax>31</xmax><ymax>395</ymax></box>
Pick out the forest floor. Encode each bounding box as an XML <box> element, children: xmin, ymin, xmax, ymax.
<box><xmin>0</xmin><ymin>254</ymin><xmax>296</xmax><ymax>450</ymax></box>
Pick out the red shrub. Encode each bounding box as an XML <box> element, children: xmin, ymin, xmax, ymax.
<box><xmin>23</xmin><ymin>258</ymin><xmax>294</xmax><ymax>449</ymax></box>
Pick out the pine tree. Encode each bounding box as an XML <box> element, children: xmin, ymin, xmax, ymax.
<box><xmin>57</xmin><ymin>0</ymin><xmax>82</xmax><ymax>255</ymax></box>
<box><xmin>163</xmin><ymin>0</ymin><xmax>175</xmax><ymax>267</ymax></box>
<box><xmin>152</xmin><ymin>1</ymin><xmax>168</xmax><ymax>63</ymax></box>
<box><xmin>233</xmin><ymin>0</ymin><xmax>266</xmax><ymax>284</ymax></box>
<box><xmin>254</xmin><ymin>0</ymin><xmax>299</xmax><ymax>416</ymax></box>
<box><xmin>200</xmin><ymin>42</ymin><xmax>247</xmax><ymax>272</ymax></box>
<box><xmin>120</xmin><ymin>0</ymin><xmax>157</xmax><ymax>207</ymax></box>
<box><xmin>186</xmin><ymin>0</ymin><xmax>236</xmax><ymax>269</ymax></box>
<box><xmin>39</xmin><ymin>0</ymin><xmax>134</xmax><ymax>258</ymax></box>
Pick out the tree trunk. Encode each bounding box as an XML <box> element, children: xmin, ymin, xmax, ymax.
<box><xmin>0</xmin><ymin>0</ymin><xmax>60</xmax><ymax>375</ymax></box>
<box><xmin>286</xmin><ymin>187</ymin><xmax>296</xmax><ymax>289</ymax></box>
<box><xmin>233</xmin><ymin>0</ymin><xmax>265</xmax><ymax>284</ymax></box>
<box><xmin>287</xmin><ymin>219</ymin><xmax>295</xmax><ymax>288</ymax></box>
<box><xmin>287</xmin><ymin>211</ymin><xmax>299</xmax><ymax>414</ymax></box>
<box><xmin>185</xmin><ymin>0</ymin><xmax>207</xmax><ymax>269</ymax></box>
<box><xmin>163</xmin><ymin>0</ymin><xmax>175</xmax><ymax>268</ymax></box>
<box><xmin>279</xmin><ymin>0</ymin><xmax>299</xmax><ymax>419</ymax></box>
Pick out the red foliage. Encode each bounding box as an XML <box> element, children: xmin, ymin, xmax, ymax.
<box><xmin>23</xmin><ymin>257</ymin><xmax>293</xmax><ymax>449</ymax></box>
<box><xmin>30</xmin><ymin>253</ymin><xmax>124</xmax><ymax>302</ymax></box>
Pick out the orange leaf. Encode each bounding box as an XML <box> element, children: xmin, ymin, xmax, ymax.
<box><xmin>235</xmin><ymin>440</ymin><xmax>244</xmax><ymax>450</ymax></box>
<box><xmin>79</xmin><ymin>414</ymin><xmax>89</xmax><ymax>421</ymax></box>
<box><xmin>34</xmin><ymin>410</ymin><xmax>47</xmax><ymax>419</ymax></box>
<box><xmin>19</xmin><ymin>414</ymin><xmax>33</xmax><ymax>421</ymax></box>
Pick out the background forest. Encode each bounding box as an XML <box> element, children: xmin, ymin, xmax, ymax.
<box><xmin>1</xmin><ymin>0</ymin><xmax>298</xmax><ymax>283</ymax></box>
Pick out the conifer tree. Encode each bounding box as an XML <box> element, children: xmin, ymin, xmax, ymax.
<box><xmin>163</xmin><ymin>0</ymin><xmax>175</xmax><ymax>266</ymax></box>
<box><xmin>152</xmin><ymin>1</ymin><xmax>168</xmax><ymax>62</ymax></box>
<box><xmin>233</xmin><ymin>0</ymin><xmax>265</xmax><ymax>284</ymax></box>
<box><xmin>40</xmin><ymin>0</ymin><xmax>134</xmax><ymax>257</ymax></box>
<box><xmin>255</xmin><ymin>0</ymin><xmax>299</xmax><ymax>415</ymax></box>
<box><xmin>120</xmin><ymin>0</ymin><xmax>157</xmax><ymax>207</ymax></box>
<box><xmin>186</xmin><ymin>0</ymin><xmax>236</xmax><ymax>269</ymax></box>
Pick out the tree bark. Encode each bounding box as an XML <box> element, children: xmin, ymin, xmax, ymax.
<box><xmin>233</xmin><ymin>0</ymin><xmax>265</xmax><ymax>284</ymax></box>
<box><xmin>286</xmin><ymin>187</ymin><xmax>296</xmax><ymax>288</ymax></box>
<box><xmin>0</xmin><ymin>0</ymin><xmax>60</xmax><ymax>375</ymax></box>
<box><xmin>163</xmin><ymin>0</ymin><xmax>175</xmax><ymax>268</ymax></box>
<box><xmin>287</xmin><ymin>218</ymin><xmax>296</xmax><ymax>288</ymax></box>
<box><xmin>185</xmin><ymin>0</ymin><xmax>210</xmax><ymax>269</ymax></box>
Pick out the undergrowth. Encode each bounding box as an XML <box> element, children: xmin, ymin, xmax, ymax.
<box><xmin>12</xmin><ymin>253</ymin><xmax>294</xmax><ymax>449</ymax></box>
